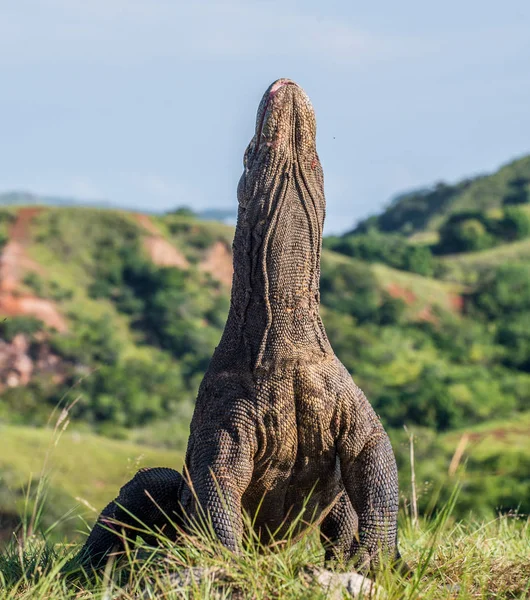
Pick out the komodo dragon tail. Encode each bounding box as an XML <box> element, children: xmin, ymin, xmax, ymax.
<box><xmin>65</xmin><ymin>467</ymin><xmax>188</xmax><ymax>573</ymax></box>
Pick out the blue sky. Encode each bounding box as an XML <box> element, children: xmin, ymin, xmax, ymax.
<box><xmin>1</xmin><ymin>0</ymin><xmax>529</xmax><ymax>233</ymax></box>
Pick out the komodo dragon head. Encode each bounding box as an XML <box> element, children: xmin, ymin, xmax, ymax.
<box><xmin>238</xmin><ymin>78</ymin><xmax>325</xmax><ymax>238</ymax></box>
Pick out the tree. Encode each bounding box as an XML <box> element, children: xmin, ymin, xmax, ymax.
<box><xmin>437</xmin><ymin>213</ymin><xmax>495</xmax><ymax>253</ymax></box>
<box><xmin>498</xmin><ymin>207</ymin><xmax>530</xmax><ymax>241</ymax></box>
<box><xmin>472</xmin><ymin>264</ymin><xmax>530</xmax><ymax>318</ymax></box>
<box><xmin>502</xmin><ymin>178</ymin><xmax>529</xmax><ymax>206</ymax></box>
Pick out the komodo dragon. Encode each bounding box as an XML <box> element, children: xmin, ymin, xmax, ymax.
<box><xmin>74</xmin><ymin>78</ymin><xmax>402</xmax><ymax>572</ymax></box>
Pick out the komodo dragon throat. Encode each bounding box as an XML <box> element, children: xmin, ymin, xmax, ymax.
<box><xmin>74</xmin><ymin>79</ymin><xmax>402</xmax><ymax>571</ymax></box>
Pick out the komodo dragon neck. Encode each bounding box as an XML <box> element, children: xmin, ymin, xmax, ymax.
<box><xmin>215</xmin><ymin>79</ymin><xmax>333</xmax><ymax>371</ymax></box>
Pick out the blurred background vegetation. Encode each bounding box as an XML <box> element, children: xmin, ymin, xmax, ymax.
<box><xmin>0</xmin><ymin>154</ymin><xmax>529</xmax><ymax>542</ymax></box>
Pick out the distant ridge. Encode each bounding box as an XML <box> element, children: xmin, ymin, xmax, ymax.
<box><xmin>0</xmin><ymin>191</ymin><xmax>118</xmax><ymax>210</ymax></box>
<box><xmin>0</xmin><ymin>191</ymin><xmax>237</xmax><ymax>223</ymax></box>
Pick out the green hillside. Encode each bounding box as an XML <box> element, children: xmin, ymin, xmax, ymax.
<box><xmin>0</xmin><ymin>424</ymin><xmax>183</xmax><ymax>541</ymax></box>
<box><xmin>355</xmin><ymin>154</ymin><xmax>530</xmax><ymax>235</ymax></box>
<box><xmin>439</xmin><ymin>237</ymin><xmax>530</xmax><ymax>283</ymax></box>
<box><xmin>1</xmin><ymin>177</ymin><xmax>529</xmax><ymax>542</ymax></box>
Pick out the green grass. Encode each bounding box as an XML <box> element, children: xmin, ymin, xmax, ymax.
<box><xmin>441</xmin><ymin>412</ymin><xmax>530</xmax><ymax>456</ymax></box>
<box><xmin>392</xmin><ymin>414</ymin><xmax>530</xmax><ymax>522</ymax></box>
<box><xmin>407</xmin><ymin>231</ymin><xmax>440</xmax><ymax>246</ymax></box>
<box><xmin>0</xmin><ymin>499</ymin><xmax>528</xmax><ymax>598</ymax></box>
<box><xmin>439</xmin><ymin>238</ymin><xmax>530</xmax><ymax>284</ymax></box>
<box><xmin>0</xmin><ymin>424</ymin><xmax>183</xmax><ymax>541</ymax></box>
<box><xmin>371</xmin><ymin>263</ymin><xmax>464</xmax><ymax>313</ymax></box>
<box><xmin>1</xmin><ymin>417</ymin><xmax>529</xmax><ymax>597</ymax></box>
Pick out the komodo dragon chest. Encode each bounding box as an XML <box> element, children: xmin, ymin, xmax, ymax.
<box><xmin>187</xmin><ymin>356</ymin><xmax>353</xmax><ymax>538</ymax></box>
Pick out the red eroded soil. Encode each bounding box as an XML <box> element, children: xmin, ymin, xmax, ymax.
<box><xmin>386</xmin><ymin>282</ymin><xmax>416</xmax><ymax>305</ymax></box>
<box><xmin>0</xmin><ymin>207</ymin><xmax>67</xmax><ymax>332</ymax></box>
<box><xmin>134</xmin><ymin>213</ymin><xmax>164</xmax><ymax>236</ymax></box>
<box><xmin>386</xmin><ymin>281</ymin><xmax>464</xmax><ymax>321</ymax></box>
<box><xmin>416</xmin><ymin>305</ymin><xmax>437</xmax><ymax>324</ymax></box>
<box><xmin>133</xmin><ymin>213</ymin><xmax>234</xmax><ymax>287</ymax></box>
<box><xmin>0</xmin><ymin>207</ymin><xmax>45</xmax><ymax>293</ymax></box>
<box><xmin>199</xmin><ymin>240</ymin><xmax>233</xmax><ymax>287</ymax></box>
<box><xmin>133</xmin><ymin>213</ymin><xmax>190</xmax><ymax>269</ymax></box>
<box><xmin>144</xmin><ymin>236</ymin><xmax>190</xmax><ymax>269</ymax></box>
<box><xmin>0</xmin><ymin>295</ymin><xmax>67</xmax><ymax>332</ymax></box>
<box><xmin>449</xmin><ymin>293</ymin><xmax>464</xmax><ymax>313</ymax></box>
<box><xmin>466</xmin><ymin>427</ymin><xmax>526</xmax><ymax>442</ymax></box>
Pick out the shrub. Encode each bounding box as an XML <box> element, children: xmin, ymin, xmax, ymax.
<box><xmin>320</xmin><ymin>261</ymin><xmax>379</xmax><ymax>322</ymax></box>
<box><xmin>0</xmin><ymin>316</ymin><xmax>43</xmax><ymax>342</ymax></box>
<box><xmin>437</xmin><ymin>213</ymin><xmax>495</xmax><ymax>253</ymax></box>
<box><xmin>498</xmin><ymin>206</ymin><xmax>530</xmax><ymax>241</ymax></box>
<box><xmin>471</xmin><ymin>264</ymin><xmax>530</xmax><ymax>318</ymax></box>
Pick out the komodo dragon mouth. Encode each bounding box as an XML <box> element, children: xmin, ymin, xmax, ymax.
<box><xmin>252</xmin><ymin>79</ymin><xmax>299</xmax><ymax>156</ymax></box>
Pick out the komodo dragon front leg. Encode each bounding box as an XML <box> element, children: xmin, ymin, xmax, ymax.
<box><xmin>184</xmin><ymin>419</ymin><xmax>256</xmax><ymax>552</ymax></box>
<box><xmin>325</xmin><ymin>378</ymin><xmax>400</xmax><ymax>569</ymax></box>
<box><xmin>340</xmin><ymin>428</ymin><xmax>400</xmax><ymax>567</ymax></box>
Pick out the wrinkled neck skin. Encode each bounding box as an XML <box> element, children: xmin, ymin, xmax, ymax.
<box><xmin>216</xmin><ymin>80</ymin><xmax>333</xmax><ymax>372</ymax></box>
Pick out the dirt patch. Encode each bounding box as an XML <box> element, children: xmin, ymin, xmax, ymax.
<box><xmin>0</xmin><ymin>207</ymin><xmax>67</xmax><ymax>332</ymax></box>
<box><xmin>199</xmin><ymin>241</ymin><xmax>233</xmax><ymax>287</ymax></box>
<box><xmin>386</xmin><ymin>283</ymin><xmax>416</xmax><ymax>305</ymax></box>
<box><xmin>0</xmin><ymin>208</ymin><xmax>45</xmax><ymax>294</ymax></box>
<box><xmin>416</xmin><ymin>305</ymin><xmax>438</xmax><ymax>324</ymax></box>
<box><xmin>9</xmin><ymin>207</ymin><xmax>42</xmax><ymax>243</ymax></box>
<box><xmin>449</xmin><ymin>293</ymin><xmax>464</xmax><ymax>313</ymax></box>
<box><xmin>143</xmin><ymin>236</ymin><xmax>189</xmax><ymax>269</ymax></box>
<box><xmin>134</xmin><ymin>212</ymin><xmax>162</xmax><ymax>236</ymax></box>
<box><xmin>133</xmin><ymin>213</ymin><xmax>189</xmax><ymax>269</ymax></box>
<box><xmin>0</xmin><ymin>294</ymin><xmax>67</xmax><ymax>333</ymax></box>
<box><xmin>0</xmin><ymin>241</ymin><xmax>46</xmax><ymax>294</ymax></box>
<box><xmin>467</xmin><ymin>427</ymin><xmax>527</xmax><ymax>442</ymax></box>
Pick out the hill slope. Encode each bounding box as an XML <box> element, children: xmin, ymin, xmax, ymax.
<box><xmin>356</xmin><ymin>154</ymin><xmax>530</xmax><ymax>235</ymax></box>
<box><xmin>1</xmin><ymin>196</ymin><xmax>529</xmax><ymax>532</ymax></box>
<box><xmin>0</xmin><ymin>424</ymin><xmax>183</xmax><ymax>541</ymax></box>
<box><xmin>1</xmin><ymin>203</ymin><xmax>528</xmax><ymax>433</ymax></box>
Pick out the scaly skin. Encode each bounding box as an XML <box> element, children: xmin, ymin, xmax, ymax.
<box><xmin>72</xmin><ymin>79</ymin><xmax>401</xmax><ymax>572</ymax></box>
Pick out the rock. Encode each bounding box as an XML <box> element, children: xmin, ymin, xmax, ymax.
<box><xmin>304</xmin><ymin>566</ymin><xmax>384</xmax><ymax>599</ymax></box>
<box><xmin>0</xmin><ymin>334</ymin><xmax>33</xmax><ymax>389</ymax></box>
<box><xmin>135</xmin><ymin>567</ymin><xmax>241</xmax><ymax>600</ymax></box>
<box><xmin>136</xmin><ymin>565</ymin><xmax>383</xmax><ymax>599</ymax></box>
<box><xmin>0</xmin><ymin>334</ymin><xmax>65</xmax><ymax>392</ymax></box>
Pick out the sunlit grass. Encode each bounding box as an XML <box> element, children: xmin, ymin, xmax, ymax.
<box><xmin>1</xmin><ymin>411</ymin><xmax>529</xmax><ymax>599</ymax></box>
<box><xmin>440</xmin><ymin>238</ymin><xmax>530</xmax><ymax>283</ymax></box>
<box><xmin>0</xmin><ymin>425</ymin><xmax>184</xmax><ymax>541</ymax></box>
<box><xmin>1</xmin><ymin>499</ymin><xmax>528</xmax><ymax>598</ymax></box>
